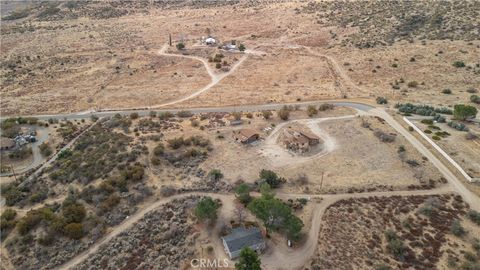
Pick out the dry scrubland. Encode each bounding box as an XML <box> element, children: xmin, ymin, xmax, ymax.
<box><xmin>1</xmin><ymin>1</ymin><xmax>480</xmax><ymax>269</ymax></box>
<box><xmin>1</xmin><ymin>0</ymin><xmax>479</xmax><ymax>115</ymax></box>
<box><xmin>311</xmin><ymin>194</ymin><xmax>480</xmax><ymax>270</ymax></box>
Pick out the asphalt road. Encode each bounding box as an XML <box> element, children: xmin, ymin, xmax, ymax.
<box><xmin>0</xmin><ymin>101</ymin><xmax>373</xmax><ymax>122</ymax></box>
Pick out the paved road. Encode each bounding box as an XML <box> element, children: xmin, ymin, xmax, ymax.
<box><xmin>0</xmin><ymin>101</ymin><xmax>373</xmax><ymax>122</ymax></box>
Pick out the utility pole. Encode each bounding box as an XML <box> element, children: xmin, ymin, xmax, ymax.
<box><xmin>10</xmin><ymin>165</ymin><xmax>17</xmax><ymax>182</ymax></box>
<box><xmin>320</xmin><ymin>171</ymin><xmax>324</xmax><ymax>190</ymax></box>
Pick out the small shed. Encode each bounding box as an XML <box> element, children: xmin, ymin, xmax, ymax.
<box><xmin>0</xmin><ymin>137</ymin><xmax>15</xmax><ymax>151</ymax></box>
<box><xmin>205</xmin><ymin>37</ymin><xmax>216</xmax><ymax>45</ymax></box>
<box><xmin>233</xmin><ymin>129</ymin><xmax>259</xmax><ymax>144</ymax></box>
<box><xmin>222</xmin><ymin>227</ymin><xmax>265</xmax><ymax>259</ymax></box>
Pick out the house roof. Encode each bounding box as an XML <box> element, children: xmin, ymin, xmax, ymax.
<box><xmin>223</xmin><ymin>227</ymin><xmax>264</xmax><ymax>253</ymax></box>
<box><xmin>238</xmin><ymin>129</ymin><xmax>258</xmax><ymax>139</ymax></box>
<box><xmin>0</xmin><ymin>137</ymin><xmax>15</xmax><ymax>148</ymax></box>
<box><xmin>299</xmin><ymin>131</ymin><xmax>319</xmax><ymax>140</ymax></box>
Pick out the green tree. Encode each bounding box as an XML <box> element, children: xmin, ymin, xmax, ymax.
<box><xmin>235</xmin><ymin>247</ymin><xmax>261</xmax><ymax>270</ymax></box>
<box><xmin>194</xmin><ymin>196</ymin><xmax>220</xmax><ymax>222</ymax></box>
<box><xmin>453</xmin><ymin>104</ymin><xmax>477</xmax><ymax>120</ymax></box>
<box><xmin>238</xmin><ymin>44</ymin><xmax>246</xmax><ymax>52</ymax></box>
<box><xmin>176</xmin><ymin>42</ymin><xmax>185</xmax><ymax>50</ymax></box>
<box><xmin>248</xmin><ymin>192</ymin><xmax>303</xmax><ymax>240</ymax></box>
<box><xmin>259</xmin><ymin>169</ymin><xmax>284</xmax><ymax>188</ymax></box>
<box><xmin>235</xmin><ymin>183</ymin><xmax>251</xmax><ymax>204</ymax></box>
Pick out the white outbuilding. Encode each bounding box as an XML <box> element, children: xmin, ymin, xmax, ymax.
<box><xmin>205</xmin><ymin>37</ymin><xmax>216</xmax><ymax>45</ymax></box>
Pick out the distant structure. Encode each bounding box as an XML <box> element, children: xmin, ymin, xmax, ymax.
<box><xmin>282</xmin><ymin>128</ymin><xmax>320</xmax><ymax>153</ymax></box>
<box><xmin>205</xmin><ymin>37</ymin><xmax>216</xmax><ymax>45</ymax></box>
<box><xmin>223</xmin><ymin>44</ymin><xmax>236</xmax><ymax>51</ymax></box>
<box><xmin>222</xmin><ymin>227</ymin><xmax>265</xmax><ymax>259</ymax></box>
<box><xmin>233</xmin><ymin>129</ymin><xmax>259</xmax><ymax>144</ymax></box>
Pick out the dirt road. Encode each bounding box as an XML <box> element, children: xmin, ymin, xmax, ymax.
<box><xmin>56</xmin><ymin>186</ymin><xmax>454</xmax><ymax>270</ymax></box>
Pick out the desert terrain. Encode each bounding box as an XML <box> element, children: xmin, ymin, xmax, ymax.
<box><xmin>1</xmin><ymin>1</ymin><xmax>479</xmax><ymax>270</ymax></box>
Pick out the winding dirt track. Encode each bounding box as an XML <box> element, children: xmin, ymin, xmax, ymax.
<box><xmin>56</xmin><ymin>186</ymin><xmax>454</xmax><ymax>270</ymax></box>
<box><xmin>152</xmin><ymin>44</ymin><xmax>249</xmax><ymax>108</ymax></box>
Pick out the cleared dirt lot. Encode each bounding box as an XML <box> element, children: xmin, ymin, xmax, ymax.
<box><xmin>1</xmin><ymin>2</ymin><xmax>478</xmax><ymax>115</ymax></box>
<box><xmin>199</xmin><ymin>111</ymin><xmax>444</xmax><ymax>194</ymax></box>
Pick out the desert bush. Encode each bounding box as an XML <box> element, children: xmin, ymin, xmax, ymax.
<box><xmin>130</xmin><ymin>112</ymin><xmax>139</xmax><ymax>119</ymax></box>
<box><xmin>176</xmin><ymin>42</ymin><xmax>185</xmax><ymax>50</ymax></box>
<box><xmin>160</xmin><ymin>186</ymin><xmax>176</xmax><ymax>197</ymax></box>
<box><xmin>121</xmin><ymin>164</ymin><xmax>145</xmax><ymax>182</ymax></box>
<box><xmin>467</xmin><ymin>88</ymin><xmax>478</xmax><ymax>93</ymax></box>
<box><xmin>407</xmin><ymin>81</ymin><xmax>418</xmax><ymax>88</ymax></box>
<box><xmin>232</xmin><ymin>112</ymin><xmax>242</xmax><ymax>121</ymax></box>
<box><xmin>307</xmin><ymin>105</ymin><xmax>318</xmax><ymax>117</ymax></box>
<box><xmin>384</xmin><ymin>230</ymin><xmax>406</xmax><ymax>260</ymax></box>
<box><xmin>168</xmin><ymin>137</ymin><xmax>185</xmax><ymax>149</ymax></box>
<box><xmin>453</xmin><ymin>61</ymin><xmax>466</xmax><ymax>68</ymax></box>
<box><xmin>262</xmin><ymin>110</ymin><xmax>273</xmax><ymax>119</ymax></box>
<box><xmin>424</xmin><ymin>129</ymin><xmax>432</xmax><ymax>134</ymax></box>
<box><xmin>8</xmin><ymin>146</ymin><xmax>33</xmax><ymax>160</ymax></box>
<box><xmin>277</xmin><ymin>107</ymin><xmax>290</xmax><ymax>121</ymax></box>
<box><xmin>421</xmin><ymin>119</ymin><xmax>433</xmax><ymax>125</ymax></box>
<box><xmin>216</xmin><ymin>63</ymin><xmax>222</xmax><ymax>69</ymax></box>
<box><xmin>451</xmin><ymin>220</ymin><xmax>466</xmax><ymax>237</ymax></box>
<box><xmin>177</xmin><ymin>110</ymin><xmax>193</xmax><ymax>118</ymax></box>
<box><xmin>374</xmin><ymin>131</ymin><xmax>396</xmax><ymax>142</ymax></box>
<box><xmin>39</xmin><ymin>142</ymin><xmax>53</xmax><ymax>157</ymax></box>
<box><xmin>62</xmin><ymin>203</ymin><xmax>86</xmax><ymax>223</ymax></box>
<box><xmin>319</xmin><ymin>103</ymin><xmax>334</xmax><ymax>111</ymax></box>
<box><xmin>158</xmin><ymin>111</ymin><xmax>174</xmax><ymax>120</ymax></box>
<box><xmin>100</xmin><ymin>194</ymin><xmax>121</xmax><ymax>212</ymax></box>
<box><xmin>467</xmin><ymin>210</ymin><xmax>480</xmax><ymax>225</ymax></box>
<box><xmin>376</xmin><ymin>97</ymin><xmax>388</xmax><ymax>104</ymax></box>
<box><xmin>432</xmin><ymin>135</ymin><xmax>441</xmax><ymax>140</ymax></box>
<box><xmin>208</xmin><ymin>169</ymin><xmax>223</xmax><ymax>180</ymax></box>
<box><xmin>470</xmin><ymin>95</ymin><xmax>480</xmax><ymax>104</ymax></box>
<box><xmin>246</xmin><ymin>113</ymin><xmax>253</xmax><ymax>119</ymax></box>
<box><xmin>153</xmin><ymin>143</ymin><xmax>165</xmax><ymax>156</ymax></box>
<box><xmin>1</xmin><ymin>184</ymin><xmax>24</xmax><ymax>206</ymax></box>
<box><xmin>238</xmin><ymin>44</ymin><xmax>246</xmax><ymax>51</ymax></box>
<box><xmin>448</xmin><ymin>121</ymin><xmax>469</xmax><ymax>132</ymax></box>
<box><xmin>442</xmin><ymin>89</ymin><xmax>452</xmax><ymax>94</ymax></box>
<box><xmin>397</xmin><ymin>145</ymin><xmax>406</xmax><ymax>153</ymax></box>
<box><xmin>433</xmin><ymin>114</ymin><xmax>446</xmax><ymax>123</ymax></box>
<box><xmin>64</xmin><ymin>223</ymin><xmax>84</xmax><ymax>239</ymax></box>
